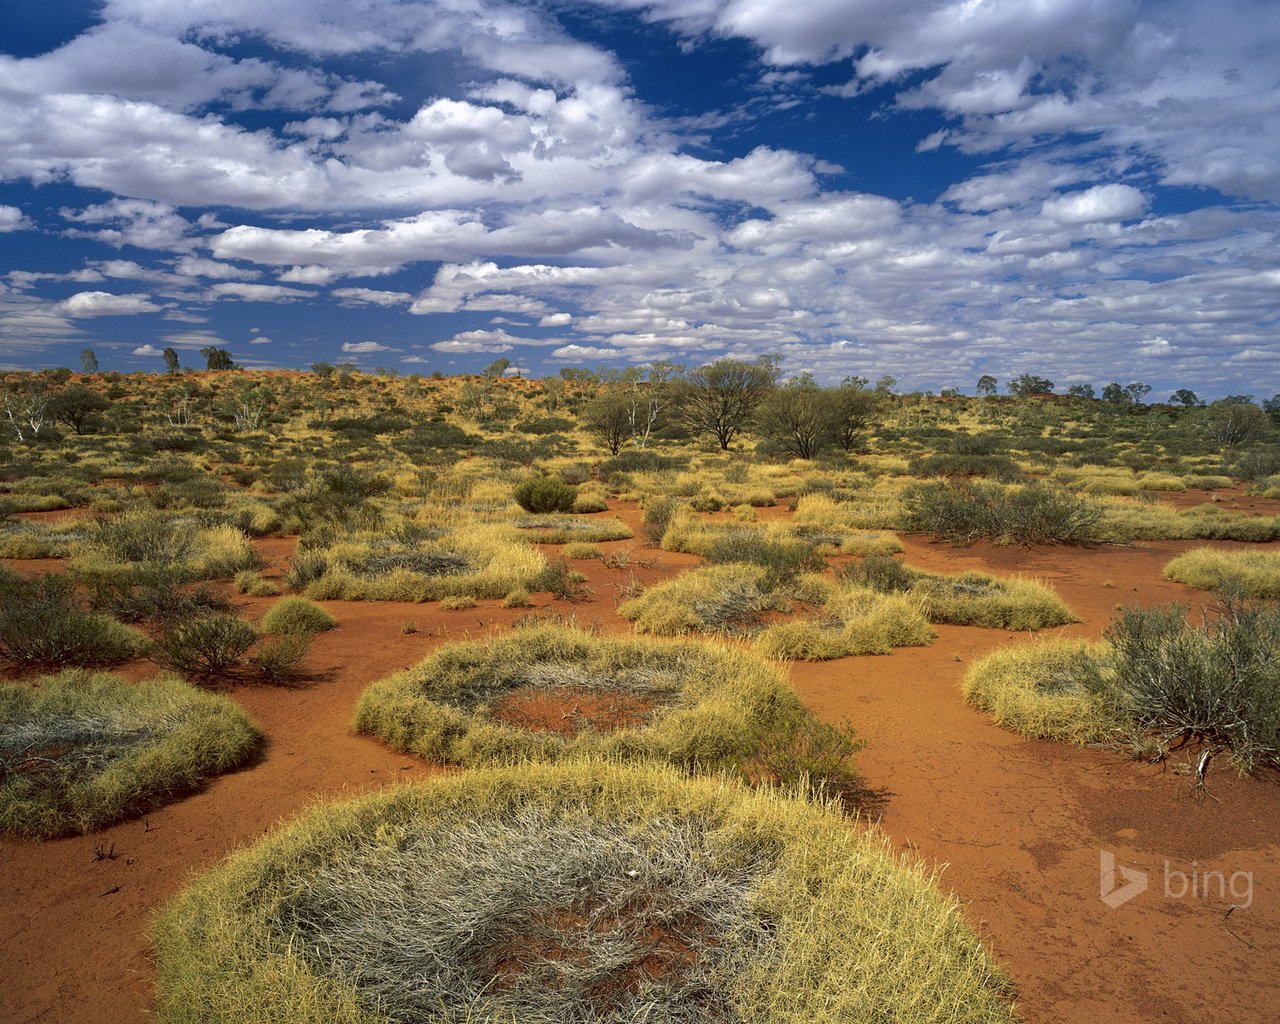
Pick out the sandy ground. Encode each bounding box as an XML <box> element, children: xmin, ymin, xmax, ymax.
<box><xmin>2</xmin><ymin>501</ymin><xmax>1278</xmax><ymax>1024</ymax></box>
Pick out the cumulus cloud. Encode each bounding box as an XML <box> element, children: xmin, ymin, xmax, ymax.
<box><xmin>0</xmin><ymin>206</ymin><xmax>31</xmax><ymax>232</ymax></box>
<box><xmin>132</xmin><ymin>344</ymin><xmax>162</xmax><ymax>356</ymax></box>
<box><xmin>1041</xmin><ymin>185</ymin><xmax>1149</xmax><ymax>225</ymax></box>
<box><xmin>341</xmin><ymin>340</ymin><xmax>396</xmax><ymax>353</ymax></box>
<box><xmin>59</xmin><ymin>291</ymin><xmax>162</xmax><ymax>316</ymax></box>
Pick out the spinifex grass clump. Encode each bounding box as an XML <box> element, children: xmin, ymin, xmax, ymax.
<box><xmin>0</xmin><ymin>670</ymin><xmax>258</xmax><ymax>837</ymax></box>
<box><xmin>355</xmin><ymin>623</ymin><xmax>801</xmax><ymax>771</ymax></box>
<box><xmin>754</xmin><ymin>580</ymin><xmax>935</xmax><ymax>661</ymax></box>
<box><xmin>1163</xmin><ymin>547</ymin><xmax>1280</xmax><ymax>599</ymax></box>
<box><xmin>0</xmin><ymin>569</ymin><xmax>147</xmax><ymax>671</ymax></box>
<box><xmin>617</xmin><ymin>563</ymin><xmax>784</xmax><ymax>637</ymax></box>
<box><xmin>964</xmin><ymin>602</ymin><xmax>1280</xmax><ymax>773</ymax></box>
<box><xmin>286</xmin><ymin>524</ymin><xmax>547</xmax><ymax>602</ymax></box>
<box><xmin>841</xmin><ymin>555</ymin><xmax>1076</xmax><ymax>630</ymax></box>
<box><xmin>153</xmin><ymin>762</ymin><xmax>1016</xmax><ymax>1024</ymax></box>
<box><xmin>69</xmin><ymin>510</ymin><xmax>256</xmax><ymax>582</ymax></box>
<box><xmin>511</xmin><ymin>514</ymin><xmax>633</xmax><ymax>544</ymax></box>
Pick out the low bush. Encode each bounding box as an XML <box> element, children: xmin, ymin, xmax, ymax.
<box><xmin>0</xmin><ymin>670</ymin><xmax>258</xmax><ymax>837</ymax></box>
<box><xmin>152</xmin><ymin>615</ymin><xmax>259</xmax><ymax>679</ymax></box>
<box><xmin>899</xmin><ymin>481</ymin><xmax>1102</xmax><ymax>545</ymax></box>
<box><xmin>0</xmin><ymin>570</ymin><xmax>147</xmax><ymax>671</ymax></box>
<box><xmin>259</xmin><ymin>597</ymin><xmax>337</xmax><ymax>636</ymax></box>
<box><xmin>248</xmin><ymin>634</ymin><xmax>312</xmax><ymax>684</ymax></box>
<box><xmin>154</xmin><ymin>762</ymin><xmax>1014</xmax><ymax>1024</ymax></box>
<box><xmin>88</xmin><ymin>565</ymin><xmax>231</xmax><ymax>625</ymax></box>
<box><xmin>964</xmin><ymin>603</ymin><xmax>1280</xmax><ymax>773</ymax></box>
<box><xmin>513</xmin><ymin>476</ymin><xmax>577</xmax><ymax>514</ymax></box>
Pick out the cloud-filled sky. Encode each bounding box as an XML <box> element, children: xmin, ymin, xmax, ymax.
<box><xmin>0</xmin><ymin>0</ymin><xmax>1277</xmax><ymax>396</ymax></box>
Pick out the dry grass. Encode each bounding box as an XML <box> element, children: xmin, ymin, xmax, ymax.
<box><xmin>153</xmin><ymin>761</ymin><xmax>1016</xmax><ymax>1024</ymax></box>
<box><xmin>354</xmin><ymin>623</ymin><xmax>803</xmax><ymax>773</ymax></box>
<box><xmin>0</xmin><ymin>670</ymin><xmax>258</xmax><ymax>837</ymax></box>
<box><xmin>617</xmin><ymin>564</ymin><xmax>783</xmax><ymax>637</ymax></box>
<box><xmin>1163</xmin><ymin>547</ymin><xmax>1280</xmax><ymax>599</ymax></box>
<box><xmin>756</xmin><ymin>583</ymin><xmax>935</xmax><ymax>661</ymax></box>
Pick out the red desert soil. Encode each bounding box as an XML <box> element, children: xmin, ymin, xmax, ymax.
<box><xmin>2</xmin><ymin>505</ymin><xmax>1278</xmax><ymax>1024</ymax></box>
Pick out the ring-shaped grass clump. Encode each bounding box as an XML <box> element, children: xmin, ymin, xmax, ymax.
<box><xmin>153</xmin><ymin>761</ymin><xmax>1016</xmax><ymax>1024</ymax></box>
<box><xmin>0</xmin><ymin>670</ymin><xmax>258</xmax><ymax>837</ymax></box>
<box><xmin>354</xmin><ymin>623</ymin><xmax>803</xmax><ymax>770</ymax></box>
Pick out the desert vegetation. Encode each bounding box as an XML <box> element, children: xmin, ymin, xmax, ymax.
<box><xmin>153</xmin><ymin>762</ymin><xmax>1015</xmax><ymax>1024</ymax></box>
<box><xmin>2</xmin><ymin>364</ymin><xmax>1278</xmax><ymax>1024</ymax></box>
<box><xmin>0</xmin><ymin>670</ymin><xmax>258</xmax><ymax>836</ymax></box>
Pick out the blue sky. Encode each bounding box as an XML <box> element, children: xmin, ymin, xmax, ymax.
<box><xmin>0</xmin><ymin>0</ymin><xmax>1277</xmax><ymax>398</ymax></box>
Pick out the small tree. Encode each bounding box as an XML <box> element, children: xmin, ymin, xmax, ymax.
<box><xmin>1067</xmin><ymin>384</ymin><xmax>1095</xmax><ymax>399</ymax></box>
<box><xmin>615</xmin><ymin>361</ymin><xmax>681</xmax><ymax>449</ymax></box>
<box><xmin>80</xmin><ymin>348</ymin><xmax>99</xmax><ymax>374</ymax></box>
<box><xmin>829</xmin><ymin>377</ymin><xmax>879</xmax><ymax>451</ymax></box>
<box><xmin>310</xmin><ymin>361</ymin><xmax>335</xmax><ymax>379</ymax></box>
<box><xmin>163</xmin><ymin>347</ymin><xmax>180</xmax><ymax>374</ymax></box>
<box><xmin>1170</xmin><ymin>388</ymin><xmax>1203</xmax><ymax>408</ymax></box>
<box><xmin>1007</xmin><ymin>373</ymin><xmax>1054</xmax><ymax>397</ymax></box>
<box><xmin>583</xmin><ymin>391</ymin><xmax>631</xmax><ymax>455</ymax></box>
<box><xmin>675</xmin><ymin>357</ymin><xmax>779</xmax><ymax>450</ymax></box>
<box><xmin>1263</xmin><ymin>395</ymin><xmax>1280</xmax><ymax>426</ymax></box>
<box><xmin>975</xmin><ymin>374</ymin><xmax>998</xmax><ymax>397</ymax></box>
<box><xmin>1101</xmin><ymin>382</ymin><xmax>1127</xmax><ymax>404</ymax></box>
<box><xmin>757</xmin><ymin>375</ymin><xmax>831</xmax><ymax>459</ymax></box>
<box><xmin>201</xmin><ymin>346</ymin><xmax>235</xmax><ymax>371</ymax></box>
<box><xmin>1199</xmin><ymin>400</ymin><xmax>1269</xmax><ymax>448</ymax></box>
<box><xmin>874</xmin><ymin>375</ymin><xmax>898</xmax><ymax>396</ymax></box>
<box><xmin>1123</xmin><ymin>382</ymin><xmax>1152</xmax><ymax>404</ymax></box>
<box><xmin>48</xmin><ymin>385</ymin><xmax>109</xmax><ymax>435</ymax></box>
<box><xmin>481</xmin><ymin>357</ymin><xmax>511</xmax><ymax>378</ymax></box>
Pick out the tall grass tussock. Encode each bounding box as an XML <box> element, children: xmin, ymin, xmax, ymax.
<box><xmin>1163</xmin><ymin>547</ymin><xmax>1280</xmax><ymax>599</ymax></box>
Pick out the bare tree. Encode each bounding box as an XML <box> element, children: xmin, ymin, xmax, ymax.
<box><xmin>618</xmin><ymin>361</ymin><xmax>682</xmax><ymax>449</ymax></box>
<box><xmin>3</xmin><ymin>386</ymin><xmax>49</xmax><ymax>442</ymax></box>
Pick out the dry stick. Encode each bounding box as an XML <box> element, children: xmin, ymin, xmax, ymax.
<box><xmin>1223</xmin><ymin>906</ymin><xmax>1254</xmax><ymax>949</ymax></box>
<box><xmin>1193</xmin><ymin>746</ymin><xmax>1223</xmax><ymax>804</ymax></box>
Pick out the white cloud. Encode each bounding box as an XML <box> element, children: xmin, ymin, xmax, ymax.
<box><xmin>249</xmin><ymin>336</ymin><xmax>274</xmax><ymax>345</ymax></box>
<box><xmin>0</xmin><ymin>205</ymin><xmax>31</xmax><ymax>232</ymax></box>
<box><xmin>551</xmin><ymin>343</ymin><xmax>623</xmax><ymax>360</ymax></box>
<box><xmin>1041</xmin><ymin>185</ymin><xmax>1149</xmax><ymax>225</ymax></box>
<box><xmin>332</xmin><ymin>287</ymin><xmax>413</xmax><ymax>307</ymax></box>
<box><xmin>133</xmin><ymin>344</ymin><xmax>162</xmax><ymax>356</ymax></box>
<box><xmin>208</xmin><ymin>282</ymin><xmax>313</xmax><ymax>302</ymax></box>
<box><xmin>538</xmin><ymin>312</ymin><xmax>573</xmax><ymax>327</ymax></box>
<box><xmin>59</xmin><ymin>291</ymin><xmax>162</xmax><ymax>316</ymax></box>
<box><xmin>341</xmin><ymin>340</ymin><xmax>396</xmax><ymax>353</ymax></box>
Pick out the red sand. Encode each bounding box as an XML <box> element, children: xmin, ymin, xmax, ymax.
<box><xmin>2</xmin><ymin>504</ymin><xmax>1278</xmax><ymax>1023</ymax></box>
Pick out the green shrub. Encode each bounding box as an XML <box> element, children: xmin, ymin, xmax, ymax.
<box><xmin>0</xmin><ymin>571</ymin><xmax>147</xmax><ymax>671</ymax></box>
<box><xmin>899</xmin><ymin>481</ymin><xmax>1102</xmax><ymax>544</ymax></box>
<box><xmin>513</xmin><ymin>476</ymin><xmax>577</xmax><ymax>514</ymax></box>
<box><xmin>248</xmin><ymin>634</ymin><xmax>312</xmax><ymax>683</ymax></box>
<box><xmin>1107</xmin><ymin>603</ymin><xmax>1280</xmax><ymax>773</ymax></box>
<box><xmin>965</xmin><ymin>603</ymin><xmax>1280</xmax><ymax>773</ymax></box>
<box><xmin>0</xmin><ymin>670</ymin><xmax>258</xmax><ymax>837</ymax></box>
<box><xmin>152</xmin><ymin>615</ymin><xmax>259</xmax><ymax>679</ymax></box>
<box><xmin>259</xmin><ymin>597</ymin><xmax>337</xmax><ymax>636</ymax></box>
<box><xmin>88</xmin><ymin>565</ymin><xmax>231</xmax><ymax>625</ymax></box>
<box><xmin>154</xmin><ymin>762</ymin><xmax>1015</xmax><ymax>1024</ymax></box>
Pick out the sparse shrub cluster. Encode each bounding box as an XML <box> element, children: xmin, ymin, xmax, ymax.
<box><xmin>965</xmin><ymin>602</ymin><xmax>1280</xmax><ymax>773</ymax></box>
<box><xmin>0</xmin><ymin>569</ymin><xmax>147</xmax><ymax>671</ymax></box>
<box><xmin>899</xmin><ymin>480</ymin><xmax>1102</xmax><ymax>544</ymax></box>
